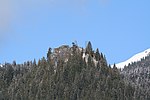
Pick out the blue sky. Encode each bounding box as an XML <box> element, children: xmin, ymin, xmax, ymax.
<box><xmin>0</xmin><ymin>0</ymin><xmax>150</xmax><ymax>64</ymax></box>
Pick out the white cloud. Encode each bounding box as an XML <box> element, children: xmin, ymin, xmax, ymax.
<box><xmin>0</xmin><ymin>0</ymin><xmax>15</xmax><ymax>40</ymax></box>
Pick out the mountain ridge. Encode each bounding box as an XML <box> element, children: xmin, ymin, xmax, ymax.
<box><xmin>115</xmin><ymin>48</ymin><xmax>150</xmax><ymax>69</ymax></box>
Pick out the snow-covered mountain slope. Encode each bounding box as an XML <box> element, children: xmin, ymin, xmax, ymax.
<box><xmin>115</xmin><ymin>48</ymin><xmax>150</xmax><ymax>69</ymax></box>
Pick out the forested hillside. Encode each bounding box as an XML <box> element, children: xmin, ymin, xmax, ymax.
<box><xmin>121</xmin><ymin>54</ymin><xmax>150</xmax><ymax>100</ymax></box>
<box><xmin>0</xmin><ymin>42</ymin><xmax>144</xmax><ymax>100</ymax></box>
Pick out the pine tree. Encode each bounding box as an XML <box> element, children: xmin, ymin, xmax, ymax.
<box><xmin>85</xmin><ymin>41</ymin><xmax>93</xmax><ymax>55</ymax></box>
<box><xmin>95</xmin><ymin>48</ymin><xmax>100</xmax><ymax>61</ymax></box>
<box><xmin>47</xmin><ymin>48</ymin><xmax>52</xmax><ymax>62</ymax></box>
<box><xmin>12</xmin><ymin>60</ymin><xmax>16</xmax><ymax>66</ymax></box>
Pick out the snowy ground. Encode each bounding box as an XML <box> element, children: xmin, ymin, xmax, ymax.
<box><xmin>115</xmin><ymin>48</ymin><xmax>150</xmax><ymax>69</ymax></box>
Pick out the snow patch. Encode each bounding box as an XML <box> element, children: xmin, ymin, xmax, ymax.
<box><xmin>82</xmin><ymin>53</ymin><xmax>98</xmax><ymax>66</ymax></box>
<box><xmin>82</xmin><ymin>53</ymin><xmax>89</xmax><ymax>63</ymax></box>
<box><xmin>115</xmin><ymin>48</ymin><xmax>150</xmax><ymax>69</ymax></box>
<box><xmin>85</xmin><ymin>54</ymin><xmax>89</xmax><ymax>63</ymax></box>
<box><xmin>82</xmin><ymin>53</ymin><xmax>85</xmax><ymax>59</ymax></box>
<box><xmin>93</xmin><ymin>58</ymin><xmax>98</xmax><ymax>66</ymax></box>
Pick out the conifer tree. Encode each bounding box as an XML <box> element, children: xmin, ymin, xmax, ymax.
<box><xmin>85</xmin><ymin>41</ymin><xmax>93</xmax><ymax>55</ymax></box>
<box><xmin>95</xmin><ymin>48</ymin><xmax>100</xmax><ymax>61</ymax></box>
<box><xmin>47</xmin><ymin>48</ymin><xmax>52</xmax><ymax>62</ymax></box>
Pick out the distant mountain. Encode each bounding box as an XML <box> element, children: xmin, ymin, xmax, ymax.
<box><xmin>115</xmin><ymin>48</ymin><xmax>150</xmax><ymax>69</ymax></box>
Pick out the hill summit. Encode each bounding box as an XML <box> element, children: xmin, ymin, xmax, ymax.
<box><xmin>0</xmin><ymin>42</ymin><xmax>137</xmax><ymax>100</ymax></box>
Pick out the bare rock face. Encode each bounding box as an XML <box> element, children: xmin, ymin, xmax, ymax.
<box><xmin>53</xmin><ymin>45</ymin><xmax>70</xmax><ymax>61</ymax></box>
